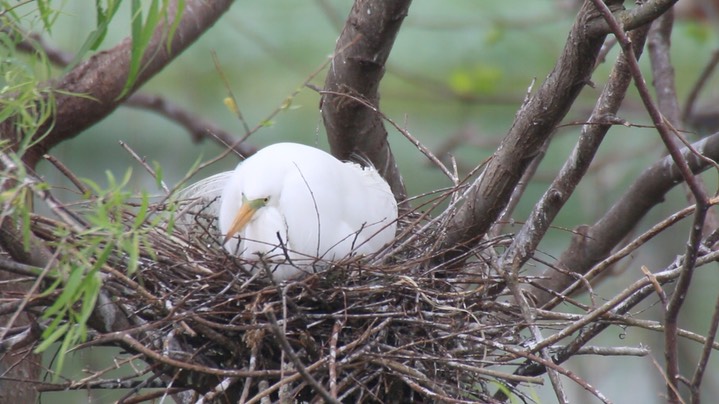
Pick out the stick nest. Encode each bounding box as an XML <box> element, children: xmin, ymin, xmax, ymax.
<box><xmin>33</xmin><ymin>195</ymin><xmax>537</xmax><ymax>403</ymax></box>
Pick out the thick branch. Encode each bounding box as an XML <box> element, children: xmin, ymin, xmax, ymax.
<box><xmin>439</xmin><ymin>1</ymin><xmax>621</xmax><ymax>258</ymax></box>
<box><xmin>12</xmin><ymin>27</ymin><xmax>252</xmax><ymax>158</ymax></box>
<box><xmin>321</xmin><ymin>0</ymin><xmax>411</xmax><ymax>202</ymax></box>
<box><xmin>6</xmin><ymin>0</ymin><xmax>235</xmax><ymax>169</ymax></box>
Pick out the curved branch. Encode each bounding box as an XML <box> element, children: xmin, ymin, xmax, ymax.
<box><xmin>585</xmin><ymin>0</ymin><xmax>678</xmax><ymax>36</ymax></box>
<box><xmin>321</xmin><ymin>0</ymin><xmax>411</xmax><ymax>202</ymax></box>
<box><xmin>7</xmin><ymin>0</ymin><xmax>235</xmax><ymax>169</ymax></box>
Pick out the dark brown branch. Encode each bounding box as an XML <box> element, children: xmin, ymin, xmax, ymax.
<box><xmin>321</xmin><ymin>0</ymin><xmax>411</xmax><ymax>202</ymax></box>
<box><xmin>5</xmin><ymin>0</ymin><xmax>235</xmax><ymax>169</ymax></box>
<box><xmin>265</xmin><ymin>309</ymin><xmax>339</xmax><ymax>404</ymax></box>
<box><xmin>683</xmin><ymin>49</ymin><xmax>719</xmax><ymax>124</ymax></box>
<box><xmin>647</xmin><ymin>13</ymin><xmax>706</xmax><ymax>403</ymax></box>
<box><xmin>538</xmin><ymin>131</ymin><xmax>719</xmax><ymax>307</ymax></box>
<box><xmin>540</xmin><ymin>2</ymin><xmax>712</xmax><ymax>317</ymax></box>
<box><xmin>13</xmin><ymin>27</ymin><xmax>253</xmax><ymax>158</ymax></box>
<box><xmin>647</xmin><ymin>12</ymin><xmax>681</xmax><ymax>127</ymax></box>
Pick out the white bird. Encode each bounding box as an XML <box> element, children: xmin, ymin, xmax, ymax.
<box><xmin>211</xmin><ymin>142</ymin><xmax>397</xmax><ymax>280</ymax></box>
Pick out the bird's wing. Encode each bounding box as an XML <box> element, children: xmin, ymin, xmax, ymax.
<box><xmin>179</xmin><ymin>171</ymin><xmax>234</xmax><ymax>210</ymax></box>
<box><xmin>339</xmin><ymin>162</ymin><xmax>398</xmax><ymax>254</ymax></box>
<box><xmin>176</xmin><ymin>171</ymin><xmax>234</xmax><ymax>238</ymax></box>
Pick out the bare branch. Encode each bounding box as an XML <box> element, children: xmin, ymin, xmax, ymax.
<box><xmin>500</xmin><ymin>23</ymin><xmax>650</xmax><ymax>283</ymax></box>
<box><xmin>683</xmin><ymin>50</ymin><xmax>719</xmax><ymax>124</ymax></box>
<box><xmin>321</xmin><ymin>0</ymin><xmax>411</xmax><ymax>202</ymax></box>
<box><xmin>589</xmin><ymin>4</ymin><xmax>710</xmax><ymax>400</ymax></box>
<box><xmin>538</xmin><ymin>132</ymin><xmax>719</xmax><ymax>308</ymax></box>
<box><xmin>123</xmin><ymin>93</ymin><xmax>256</xmax><ymax>157</ymax></box>
<box><xmin>439</xmin><ymin>1</ymin><xmax>620</xmax><ymax>261</ymax></box>
<box><xmin>12</xmin><ymin>25</ymin><xmax>253</xmax><ymax>159</ymax></box>
<box><xmin>584</xmin><ymin>0</ymin><xmax>679</xmax><ymax>36</ymax></box>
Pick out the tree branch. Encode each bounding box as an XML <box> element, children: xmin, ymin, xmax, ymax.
<box><xmin>537</xmin><ymin>131</ymin><xmax>719</xmax><ymax>307</ymax></box>
<box><xmin>439</xmin><ymin>0</ymin><xmax>621</xmax><ymax>261</ymax></box>
<box><xmin>123</xmin><ymin>93</ymin><xmax>256</xmax><ymax>157</ymax></box>
<box><xmin>321</xmin><ymin>0</ymin><xmax>411</xmax><ymax>202</ymax></box>
<box><xmin>585</xmin><ymin>0</ymin><xmax>679</xmax><ymax>36</ymax></box>
<box><xmin>500</xmin><ymin>23</ymin><xmax>650</xmax><ymax>282</ymax></box>
<box><xmin>5</xmin><ymin>0</ymin><xmax>235</xmax><ymax>169</ymax></box>
<box><xmin>12</xmin><ymin>25</ymin><xmax>254</xmax><ymax>158</ymax></box>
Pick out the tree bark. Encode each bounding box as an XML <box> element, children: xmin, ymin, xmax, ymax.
<box><xmin>3</xmin><ymin>0</ymin><xmax>235</xmax><ymax>170</ymax></box>
<box><xmin>321</xmin><ymin>0</ymin><xmax>411</xmax><ymax>202</ymax></box>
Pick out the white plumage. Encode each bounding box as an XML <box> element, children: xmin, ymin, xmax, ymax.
<box><xmin>201</xmin><ymin>142</ymin><xmax>397</xmax><ymax>280</ymax></box>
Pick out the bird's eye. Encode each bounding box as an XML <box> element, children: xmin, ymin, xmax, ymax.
<box><xmin>263</xmin><ymin>197</ymin><xmax>270</xmax><ymax>203</ymax></box>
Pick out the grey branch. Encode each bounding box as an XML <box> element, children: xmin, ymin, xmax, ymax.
<box><xmin>321</xmin><ymin>0</ymin><xmax>411</xmax><ymax>202</ymax></box>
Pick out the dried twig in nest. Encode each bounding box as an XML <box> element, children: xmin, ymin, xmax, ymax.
<box><xmin>18</xmin><ymin>187</ymin><xmax>548</xmax><ymax>403</ymax></box>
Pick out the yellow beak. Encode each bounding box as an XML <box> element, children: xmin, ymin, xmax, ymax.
<box><xmin>224</xmin><ymin>203</ymin><xmax>257</xmax><ymax>243</ymax></box>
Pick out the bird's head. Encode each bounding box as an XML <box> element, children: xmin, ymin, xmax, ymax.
<box><xmin>223</xmin><ymin>194</ymin><xmax>270</xmax><ymax>243</ymax></box>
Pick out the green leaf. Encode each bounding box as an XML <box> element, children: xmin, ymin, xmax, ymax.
<box><xmin>42</xmin><ymin>264</ymin><xmax>84</xmax><ymax>320</ymax></box>
<box><xmin>153</xmin><ymin>161</ymin><xmax>164</xmax><ymax>190</ymax></box>
<box><xmin>34</xmin><ymin>322</ymin><xmax>69</xmax><ymax>353</ymax></box>
<box><xmin>448</xmin><ymin>64</ymin><xmax>502</xmax><ymax>96</ymax></box>
<box><xmin>65</xmin><ymin>0</ymin><xmax>122</xmax><ymax>69</ymax></box>
<box><xmin>53</xmin><ymin>324</ymin><xmax>79</xmax><ymax>382</ymax></box>
<box><xmin>121</xmin><ymin>0</ymin><xmax>162</xmax><ymax>99</ymax></box>
<box><xmin>37</xmin><ymin>277</ymin><xmax>62</xmax><ymax>298</ymax></box>
<box><xmin>35</xmin><ymin>0</ymin><xmax>54</xmax><ymax>34</ymax></box>
<box><xmin>133</xmin><ymin>192</ymin><xmax>150</xmax><ymax>229</ymax></box>
<box><xmin>93</xmin><ymin>242</ymin><xmax>114</xmax><ymax>271</ymax></box>
<box><xmin>165</xmin><ymin>0</ymin><xmax>185</xmax><ymax>53</ymax></box>
<box><xmin>125</xmin><ymin>234</ymin><xmax>141</xmax><ymax>275</ymax></box>
<box><xmin>685</xmin><ymin>22</ymin><xmax>711</xmax><ymax>44</ymax></box>
<box><xmin>78</xmin><ymin>273</ymin><xmax>101</xmax><ymax>327</ymax></box>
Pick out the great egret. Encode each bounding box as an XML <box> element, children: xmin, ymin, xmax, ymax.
<box><xmin>210</xmin><ymin>142</ymin><xmax>397</xmax><ymax>280</ymax></box>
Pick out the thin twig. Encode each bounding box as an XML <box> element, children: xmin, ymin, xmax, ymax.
<box><xmin>119</xmin><ymin>140</ymin><xmax>170</xmax><ymax>194</ymax></box>
<box><xmin>264</xmin><ymin>308</ymin><xmax>339</xmax><ymax>404</ymax></box>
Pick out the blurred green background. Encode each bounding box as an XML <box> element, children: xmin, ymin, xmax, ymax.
<box><xmin>16</xmin><ymin>1</ymin><xmax>719</xmax><ymax>402</ymax></box>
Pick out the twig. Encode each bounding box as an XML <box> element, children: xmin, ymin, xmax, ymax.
<box><xmin>329</xmin><ymin>319</ymin><xmax>341</xmax><ymax>399</ymax></box>
<box><xmin>264</xmin><ymin>308</ymin><xmax>339</xmax><ymax>404</ymax></box>
<box><xmin>503</xmin><ymin>269</ymin><xmax>568</xmax><ymax>403</ymax></box>
<box><xmin>591</xmin><ymin>5</ymin><xmax>708</xmax><ymax>401</ymax></box>
<box><xmin>549</xmin><ymin>345</ymin><xmax>649</xmax><ymax>357</ymax></box>
<box><xmin>123</xmin><ymin>93</ymin><xmax>255</xmax><ymax>157</ymax></box>
<box><xmin>683</xmin><ymin>49</ymin><xmax>719</xmax><ymax>123</ymax></box>
<box><xmin>641</xmin><ymin>265</ymin><xmax>667</xmax><ymax>306</ymax></box>
<box><xmin>196</xmin><ymin>377</ymin><xmax>238</xmax><ymax>404</ymax></box>
<box><xmin>690</xmin><ymin>290</ymin><xmax>719</xmax><ymax>401</ymax></box>
<box><xmin>0</xmin><ymin>248</ymin><xmax>58</xmax><ymax>344</ymax></box>
<box><xmin>501</xmin><ymin>24</ymin><xmax>649</xmax><ymax>288</ymax></box>
<box><xmin>43</xmin><ymin>154</ymin><xmax>90</xmax><ymax>195</ymax></box>
<box><xmin>473</xmin><ymin>335</ymin><xmax>611</xmax><ymax>404</ymax></box>
<box><xmin>211</xmin><ymin>51</ymin><xmax>251</xmax><ymax>135</ymax></box>
<box><xmin>119</xmin><ymin>140</ymin><xmax>170</xmax><ymax>194</ymax></box>
<box><xmin>89</xmin><ymin>331</ymin><xmax>286</xmax><ymax>378</ymax></box>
